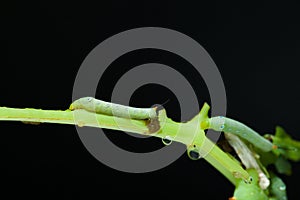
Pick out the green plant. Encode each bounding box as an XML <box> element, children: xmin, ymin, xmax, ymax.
<box><xmin>1</xmin><ymin>98</ymin><xmax>298</xmax><ymax>199</ymax></box>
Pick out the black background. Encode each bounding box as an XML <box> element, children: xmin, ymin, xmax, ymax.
<box><xmin>2</xmin><ymin>1</ymin><xmax>300</xmax><ymax>199</ymax></box>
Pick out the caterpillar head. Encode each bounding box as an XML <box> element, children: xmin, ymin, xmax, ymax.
<box><xmin>69</xmin><ymin>97</ymin><xmax>95</xmax><ymax>110</ymax></box>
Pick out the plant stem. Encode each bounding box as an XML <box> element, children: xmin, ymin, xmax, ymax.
<box><xmin>0</xmin><ymin>105</ymin><xmax>249</xmax><ymax>185</ymax></box>
<box><xmin>0</xmin><ymin>107</ymin><xmax>149</xmax><ymax>133</ymax></box>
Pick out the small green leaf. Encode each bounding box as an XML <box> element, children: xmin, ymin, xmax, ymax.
<box><xmin>274</xmin><ymin>156</ymin><xmax>292</xmax><ymax>176</ymax></box>
<box><xmin>275</xmin><ymin>126</ymin><xmax>291</xmax><ymax>139</ymax></box>
<box><xmin>272</xmin><ymin>126</ymin><xmax>300</xmax><ymax>162</ymax></box>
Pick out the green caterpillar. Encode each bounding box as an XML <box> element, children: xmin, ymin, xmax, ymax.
<box><xmin>69</xmin><ymin>97</ymin><xmax>158</xmax><ymax>119</ymax></box>
<box><xmin>203</xmin><ymin>116</ymin><xmax>275</xmax><ymax>152</ymax></box>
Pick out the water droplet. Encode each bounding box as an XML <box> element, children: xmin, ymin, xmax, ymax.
<box><xmin>243</xmin><ymin>177</ymin><xmax>252</xmax><ymax>184</ymax></box>
<box><xmin>249</xmin><ymin>176</ymin><xmax>253</xmax><ymax>182</ymax></box>
<box><xmin>244</xmin><ymin>180</ymin><xmax>250</xmax><ymax>184</ymax></box>
<box><xmin>279</xmin><ymin>185</ymin><xmax>286</xmax><ymax>191</ymax></box>
<box><xmin>162</xmin><ymin>136</ymin><xmax>172</xmax><ymax>145</ymax></box>
<box><xmin>220</xmin><ymin>124</ymin><xmax>225</xmax><ymax>129</ymax></box>
<box><xmin>189</xmin><ymin>150</ymin><xmax>200</xmax><ymax>160</ymax></box>
<box><xmin>187</xmin><ymin>146</ymin><xmax>200</xmax><ymax>160</ymax></box>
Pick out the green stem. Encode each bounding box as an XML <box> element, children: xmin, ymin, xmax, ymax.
<box><xmin>0</xmin><ymin>105</ymin><xmax>249</xmax><ymax>185</ymax></box>
<box><xmin>0</xmin><ymin>107</ymin><xmax>149</xmax><ymax>133</ymax></box>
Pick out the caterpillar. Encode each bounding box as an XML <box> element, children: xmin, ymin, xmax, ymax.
<box><xmin>69</xmin><ymin>97</ymin><xmax>158</xmax><ymax>119</ymax></box>
<box><xmin>203</xmin><ymin>116</ymin><xmax>275</xmax><ymax>152</ymax></box>
<box><xmin>69</xmin><ymin>97</ymin><xmax>161</xmax><ymax>133</ymax></box>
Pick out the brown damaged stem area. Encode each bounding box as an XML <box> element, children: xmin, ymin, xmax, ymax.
<box><xmin>145</xmin><ymin>117</ymin><xmax>161</xmax><ymax>133</ymax></box>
